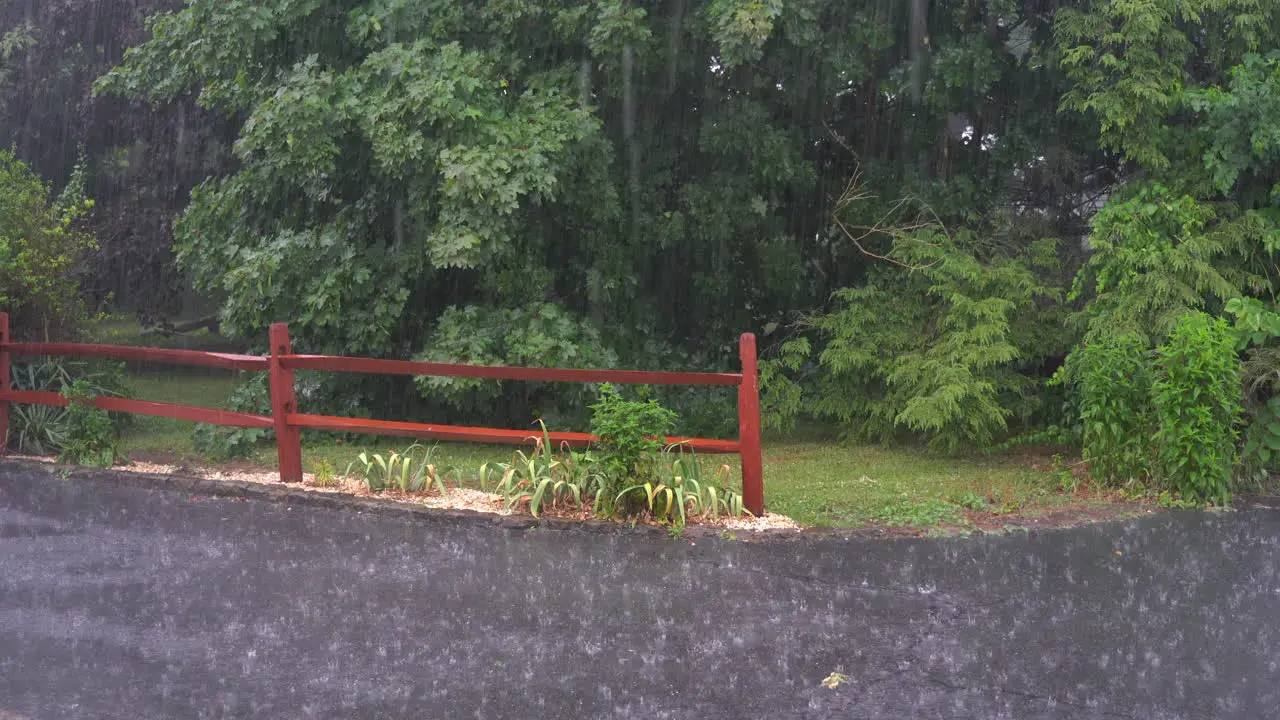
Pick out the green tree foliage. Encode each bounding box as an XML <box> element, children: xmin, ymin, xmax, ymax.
<box><xmin>1067</xmin><ymin>183</ymin><xmax>1271</xmax><ymax>346</ymax></box>
<box><xmin>1056</xmin><ymin>0</ymin><xmax>1277</xmax><ymax>172</ymax></box>
<box><xmin>94</xmin><ymin>0</ymin><xmax>1092</xmax><ymax>361</ymax></box>
<box><xmin>1074</xmin><ymin>334</ymin><xmax>1153</xmax><ymax>485</ymax></box>
<box><xmin>1070</xmin><ymin>314</ymin><xmax>1244</xmax><ymax>503</ymax></box>
<box><xmin>0</xmin><ymin>150</ymin><xmax>95</xmax><ymax>340</ymax></box>
<box><xmin>1190</xmin><ymin>52</ymin><xmax>1280</xmax><ymax>199</ymax></box>
<box><xmin>768</xmin><ymin>223</ymin><xmax>1065</xmax><ymax>451</ymax></box>
<box><xmin>414</xmin><ymin>302</ymin><xmax>617</xmax><ymax>426</ymax></box>
<box><xmin>1152</xmin><ymin>313</ymin><xmax>1243</xmax><ymax>504</ymax></box>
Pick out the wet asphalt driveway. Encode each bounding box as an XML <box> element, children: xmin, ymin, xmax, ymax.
<box><xmin>1</xmin><ymin>462</ymin><xmax>1278</xmax><ymax>719</ymax></box>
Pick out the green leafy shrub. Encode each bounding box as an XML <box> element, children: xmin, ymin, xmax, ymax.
<box><xmin>1239</xmin><ymin>392</ymin><xmax>1280</xmax><ymax>490</ymax></box>
<box><xmin>589</xmin><ymin>383</ymin><xmax>678</xmax><ymax>514</ymax></box>
<box><xmin>1151</xmin><ymin>313</ymin><xmax>1243</xmax><ymax>505</ymax></box>
<box><xmin>414</xmin><ymin>303</ymin><xmax>619</xmax><ymax>428</ymax></box>
<box><xmin>58</xmin><ymin>380</ymin><xmax>121</xmax><ymax>468</ymax></box>
<box><xmin>1069</xmin><ymin>312</ymin><xmax>1248</xmax><ymax>503</ymax></box>
<box><xmin>1073</xmin><ymin>334</ymin><xmax>1154</xmax><ymax>486</ymax></box>
<box><xmin>1225</xmin><ymin>297</ymin><xmax>1280</xmax><ymax>487</ymax></box>
<box><xmin>0</xmin><ymin>150</ymin><xmax>96</xmax><ymax>340</ymax></box>
<box><xmin>7</xmin><ymin>358</ymin><xmax>127</xmax><ymax>455</ymax></box>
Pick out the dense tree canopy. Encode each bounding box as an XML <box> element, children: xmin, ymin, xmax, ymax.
<box><xmin>92</xmin><ymin>0</ymin><xmax>1105</xmax><ymax>355</ymax></box>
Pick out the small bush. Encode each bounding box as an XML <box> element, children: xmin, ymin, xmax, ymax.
<box><xmin>1151</xmin><ymin>313</ymin><xmax>1243</xmax><ymax>505</ymax></box>
<box><xmin>0</xmin><ymin>150</ymin><xmax>96</xmax><ymax>340</ymax></box>
<box><xmin>1074</xmin><ymin>333</ymin><xmax>1154</xmax><ymax>485</ymax></box>
<box><xmin>589</xmin><ymin>383</ymin><xmax>677</xmax><ymax>476</ymax></box>
<box><xmin>7</xmin><ymin>358</ymin><xmax>127</xmax><ymax>455</ymax></box>
<box><xmin>589</xmin><ymin>383</ymin><xmax>678</xmax><ymax>515</ymax></box>
<box><xmin>58</xmin><ymin>380</ymin><xmax>121</xmax><ymax>468</ymax></box>
<box><xmin>312</xmin><ymin>458</ymin><xmax>338</xmax><ymax>487</ymax></box>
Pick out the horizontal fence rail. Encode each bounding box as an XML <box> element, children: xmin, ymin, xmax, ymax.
<box><xmin>0</xmin><ymin>313</ymin><xmax>765</xmax><ymax>515</ymax></box>
<box><xmin>280</xmin><ymin>354</ymin><xmax>743</xmax><ymax>386</ymax></box>
<box><xmin>286</xmin><ymin>413</ymin><xmax>743</xmax><ymax>454</ymax></box>
<box><xmin>4</xmin><ymin>342</ymin><xmax>269</xmax><ymax>372</ymax></box>
<box><xmin>0</xmin><ymin>390</ymin><xmax>274</xmax><ymax>428</ymax></box>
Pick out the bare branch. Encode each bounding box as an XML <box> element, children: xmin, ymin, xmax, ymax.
<box><xmin>831</xmin><ymin>166</ymin><xmax>944</xmax><ymax>270</ymax></box>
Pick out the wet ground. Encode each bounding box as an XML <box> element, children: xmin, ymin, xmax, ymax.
<box><xmin>1</xmin><ymin>462</ymin><xmax>1278</xmax><ymax>719</ymax></box>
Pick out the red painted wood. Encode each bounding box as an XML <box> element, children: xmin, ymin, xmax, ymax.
<box><xmin>286</xmin><ymin>413</ymin><xmax>742</xmax><ymax>454</ymax></box>
<box><xmin>0</xmin><ymin>390</ymin><xmax>273</xmax><ymax>428</ymax></box>
<box><xmin>280</xmin><ymin>354</ymin><xmax>742</xmax><ymax>387</ymax></box>
<box><xmin>269</xmin><ymin>324</ymin><xmax>304</xmax><ymax>482</ymax></box>
<box><xmin>0</xmin><ymin>342</ymin><xmax>268</xmax><ymax>372</ymax></box>
<box><xmin>737</xmin><ymin>333</ymin><xmax>764</xmax><ymax>516</ymax></box>
<box><xmin>0</xmin><ymin>313</ymin><xmax>9</xmax><ymax>456</ymax></box>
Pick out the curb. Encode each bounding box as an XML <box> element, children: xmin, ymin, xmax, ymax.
<box><xmin>0</xmin><ymin>457</ymin><xmax>810</xmax><ymax>541</ymax></box>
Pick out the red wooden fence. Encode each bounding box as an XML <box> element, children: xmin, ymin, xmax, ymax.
<box><xmin>0</xmin><ymin>313</ymin><xmax>765</xmax><ymax>515</ymax></box>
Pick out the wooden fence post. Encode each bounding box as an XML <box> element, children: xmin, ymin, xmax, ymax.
<box><xmin>738</xmin><ymin>332</ymin><xmax>764</xmax><ymax>516</ymax></box>
<box><xmin>0</xmin><ymin>313</ymin><xmax>9</xmax><ymax>456</ymax></box>
<box><xmin>269</xmin><ymin>323</ymin><xmax>303</xmax><ymax>482</ymax></box>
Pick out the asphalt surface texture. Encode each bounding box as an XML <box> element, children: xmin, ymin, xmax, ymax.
<box><xmin>1</xmin><ymin>461</ymin><xmax>1278</xmax><ymax>719</ymax></box>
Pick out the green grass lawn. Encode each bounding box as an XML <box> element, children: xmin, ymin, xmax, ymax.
<box><xmin>116</xmin><ymin>370</ymin><xmax>248</xmax><ymax>458</ymax></box>
<box><xmin>112</xmin><ymin>369</ymin><xmax>1079</xmax><ymax>527</ymax></box>
<box><xmin>761</xmin><ymin>442</ymin><xmax>1069</xmax><ymax>526</ymax></box>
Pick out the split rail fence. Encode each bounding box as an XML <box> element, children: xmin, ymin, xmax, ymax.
<box><xmin>0</xmin><ymin>312</ymin><xmax>764</xmax><ymax>515</ymax></box>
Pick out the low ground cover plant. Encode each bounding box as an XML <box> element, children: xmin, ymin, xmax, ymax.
<box><xmin>334</xmin><ymin>387</ymin><xmax>749</xmax><ymax>527</ymax></box>
<box><xmin>346</xmin><ymin>443</ymin><xmax>447</xmax><ymax>495</ymax></box>
<box><xmin>7</xmin><ymin>358</ymin><xmax>127</xmax><ymax>463</ymax></box>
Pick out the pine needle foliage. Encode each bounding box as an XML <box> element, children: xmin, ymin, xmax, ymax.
<box><xmin>768</xmin><ymin>228</ymin><xmax>1065</xmax><ymax>453</ymax></box>
<box><xmin>1068</xmin><ymin>184</ymin><xmax>1267</xmax><ymax>347</ymax></box>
